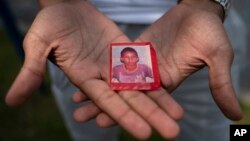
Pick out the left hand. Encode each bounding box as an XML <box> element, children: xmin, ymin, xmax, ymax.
<box><xmin>136</xmin><ymin>1</ymin><xmax>242</xmax><ymax>120</ymax></box>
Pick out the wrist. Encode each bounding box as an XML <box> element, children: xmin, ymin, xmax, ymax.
<box><xmin>178</xmin><ymin>0</ymin><xmax>224</xmax><ymax>22</ymax></box>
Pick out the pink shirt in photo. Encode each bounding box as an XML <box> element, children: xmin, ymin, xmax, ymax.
<box><xmin>112</xmin><ymin>64</ymin><xmax>153</xmax><ymax>83</ymax></box>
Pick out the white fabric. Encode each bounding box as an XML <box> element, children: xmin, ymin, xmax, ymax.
<box><xmin>90</xmin><ymin>0</ymin><xmax>176</xmax><ymax>24</ymax></box>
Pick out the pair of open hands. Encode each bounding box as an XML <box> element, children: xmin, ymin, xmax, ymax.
<box><xmin>5</xmin><ymin>0</ymin><xmax>242</xmax><ymax>140</ymax></box>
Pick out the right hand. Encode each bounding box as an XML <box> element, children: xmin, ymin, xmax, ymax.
<box><xmin>5</xmin><ymin>0</ymin><xmax>183</xmax><ymax>140</ymax></box>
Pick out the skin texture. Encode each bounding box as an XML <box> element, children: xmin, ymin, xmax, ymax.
<box><xmin>72</xmin><ymin>0</ymin><xmax>243</xmax><ymax>136</ymax></box>
<box><xmin>5</xmin><ymin>1</ymin><xmax>182</xmax><ymax>140</ymax></box>
<box><xmin>137</xmin><ymin>1</ymin><xmax>242</xmax><ymax>121</ymax></box>
<box><xmin>5</xmin><ymin>0</ymin><xmax>242</xmax><ymax>140</ymax></box>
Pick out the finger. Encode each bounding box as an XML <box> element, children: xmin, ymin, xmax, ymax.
<box><xmin>72</xmin><ymin>91</ymin><xmax>89</xmax><ymax>103</ymax></box>
<box><xmin>146</xmin><ymin>88</ymin><xmax>184</xmax><ymax>121</ymax></box>
<box><xmin>73</xmin><ymin>102</ymin><xmax>101</xmax><ymax>122</ymax></box>
<box><xmin>119</xmin><ymin>90</ymin><xmax>180</xmax><ymax>140</ymax></box>
<box><xmin>5</xmin><ymin>34</ymin><xmax>49</xmax><ymax>107</ymax></box>
<box><xmin>72</xmin><ymin>91</ymin><xmax>116</xmax><ymax>125</ymax></box>
<box><xmin>208</xmin><ymin>49</ymin><xmax>243</xmax><ymax>121</ymax></box>
<box><xmin>96</xmin><ymin>112</ymin><xmax>117</xmax><ymax>127</ymax></box>
<box><xmin>72</xmin><ymin>90</ymin><xmax>118</xmax><ymax>126</ymax></box>
<box><xmin>72</xmin><ymin>91</ymin><xmax>133</xmax><ymax>128</ymax></box>
<box><xmin>77</xmin><ymin>79</ymin><xmax>152</xmax><ymax>140</ymax></box>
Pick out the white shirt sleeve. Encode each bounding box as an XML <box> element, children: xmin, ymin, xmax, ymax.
<box><xmin>90</xmin><ymin>0</ymin><xmax>176</xmax><ymax>24</ymax></box>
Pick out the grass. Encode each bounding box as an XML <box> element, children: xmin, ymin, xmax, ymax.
<box><xmin>0</xmin><ymin>28</ymin><xmax>249</xmax><ymax>141</ymax></box>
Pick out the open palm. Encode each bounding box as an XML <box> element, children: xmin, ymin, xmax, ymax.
<box><xmin>72</xmin><ymin>1</ymin><xmax>243</xmax><ymax>137</ymax></box>
<box><xmin>6</xmin><ymin>1</ymin><xmax>182</xmax><ymax>140</ymax></box>
<box><xmin>137</xmin><ymin>3</ymin><xmax>242</xmax><ymax>120</ymax></box>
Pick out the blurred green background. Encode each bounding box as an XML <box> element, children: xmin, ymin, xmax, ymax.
<box><xmin>1</xmin><ymin>0</ymin><xmax>250</xmax><ymax>141</ymax></box>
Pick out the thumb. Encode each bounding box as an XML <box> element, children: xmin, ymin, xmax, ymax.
<box><xmin>5</xmin><ymin>33</ymin><xmax>49</xmax><ymax>107</ymax></box>
<box><xmin>208</xmin><ymin>48</ymin><xmax>243</xmax><ymax>121</ymax></box>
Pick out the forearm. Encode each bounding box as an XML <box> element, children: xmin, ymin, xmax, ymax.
<box><xmin>178</xmin><ymin>0</ymin><xmax>224</xmax><ymax>21</ymax></box>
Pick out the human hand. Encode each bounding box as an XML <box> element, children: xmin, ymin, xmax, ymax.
<box><xmin>5</xmin><ymin>1</ymin><xmax>183</xmax><ymax>140</ymax></box>
<box><xmin>70</xmin><ymin>1</ymin><xmax>242</xmax><ymax>139</ymax></box>
<box><xmin>136</xmin><ymin>0</ymin><xmax>243</xmax><ymax>120</ymax></box>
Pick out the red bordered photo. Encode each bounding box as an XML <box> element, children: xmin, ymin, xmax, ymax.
<box><xmin>110</xmin><ymin>42</ymin><xmax>160</xmax><ymax>90</ymax></box>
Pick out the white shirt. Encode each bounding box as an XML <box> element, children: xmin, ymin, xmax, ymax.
<box><xmin>90</xmin><ymin>0</ymin><xmax>176</xmax><ymax>24</ymax></box>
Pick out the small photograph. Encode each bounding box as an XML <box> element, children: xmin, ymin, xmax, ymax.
<box><xmin>110</xmin><ymin>42</ymin><xmax>160</xmax><ymax>90</ymax></box>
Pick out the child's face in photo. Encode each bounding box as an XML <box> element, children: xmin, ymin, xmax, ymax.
<box><xmin>121</xmin><ymin>51</ymin><xmax>139</xmax><ymax>67</ymax></box>
<box><xmin>110</xmin><ymin>42</ymin><xmax>160</xmax><ymax>90</ymax></box>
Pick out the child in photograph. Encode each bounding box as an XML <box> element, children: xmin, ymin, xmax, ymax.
<box><xmin>112</xmin><ymin>47</ymin><xmax>154</xmax><ymax>83</ymax></box>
